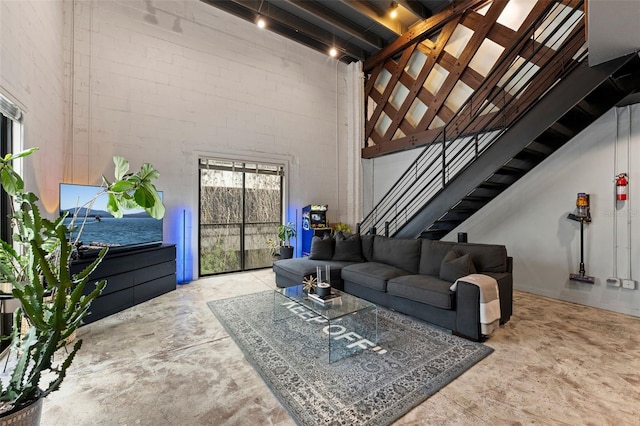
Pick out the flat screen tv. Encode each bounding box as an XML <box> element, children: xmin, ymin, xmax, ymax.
<box><xmin>59</xmin><ymin>183</ymin><xmax>163</xmax><ymax>254</ymax></box>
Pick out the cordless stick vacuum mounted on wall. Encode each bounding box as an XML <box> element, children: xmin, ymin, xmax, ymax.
<box><xmin>567</xmin><ymin>193</ymin><xmax>595</xmax><ymax>284</ymax></box>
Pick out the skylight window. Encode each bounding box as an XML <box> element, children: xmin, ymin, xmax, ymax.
<box><xmin>444</xmin><ymin>24</ymin><xmax>474</xmax><ymax>59</ymax></box>
<box><xmin>405</xmin><ymin>50</ymin><xmax>427</xmax><ymax>79</ymax></box>
<box><xmin>406</xmin><ymin>98</ymin><xmax>427</xmax><ymax>128</ymax></box>
<box><xmin>497</xmin><ymin>0</ymin><xmax>536</xmax><ymax>31</ymax></box>
<box><xmin>423</xmin><ymin>64</ymin><xmax>449</xmax><ymax>95</ymax></box>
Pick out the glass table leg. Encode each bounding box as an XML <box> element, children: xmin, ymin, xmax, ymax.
<box><xmin>327</xmin><ymin>306</ymin><xmax>378</xmax><ymax>363</ymax></box>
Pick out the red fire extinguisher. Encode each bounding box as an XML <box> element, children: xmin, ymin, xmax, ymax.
<box><xmin>616</xmin><ymin>173</ymin><xmax>628</xmax><ymax>201</ymax></box>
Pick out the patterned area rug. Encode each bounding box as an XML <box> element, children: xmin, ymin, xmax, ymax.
<box><xmin>207</xmin><ymin>291</ymin><xmax>492</xmax><ymax>425</ymax></box>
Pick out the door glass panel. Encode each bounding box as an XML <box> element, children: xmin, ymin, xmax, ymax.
<box><xmin>245</xmin><ymin>173</ymin><xmax>281</xmax><ymax>269</ymax></box>
<box><xmin>199</xmin><ymin>169</ymin><xmax>242</xmax><ymax>275</ymax></box>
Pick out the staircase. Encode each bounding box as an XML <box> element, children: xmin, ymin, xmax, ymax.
<box><xmin>412</xmin><ymin>53</ymin><xmax>640</xmax><ymax>239</ymax></box>
<box><xmin>359</xmin><ymin>1</ymin><xmax>640</xmax><ymax>240</ymax></box>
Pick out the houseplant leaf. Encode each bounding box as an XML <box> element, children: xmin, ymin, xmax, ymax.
<box><xmin>113</xmin><ymin>156</ymin><xmax>129</xmax><ymax>180</ymax></box>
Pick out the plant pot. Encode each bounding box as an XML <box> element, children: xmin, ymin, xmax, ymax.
<box><xmin>0</xmin><ymin>393</ymin><xmax>43</xmax><ymax>426</ymax></box>
<box><xmin>279</xmin><ymin>246</ymin><xmax>294</xmax><ymax>259</ymax></box>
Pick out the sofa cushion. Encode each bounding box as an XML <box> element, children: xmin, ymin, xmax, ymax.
<box><xmin>453</xmin><ymin>243</ymin><xmax>508</xmax><ymax>272</ymax></box>
<box><xmin>439</xmin><ymin>250</ymin><xmax>477</xmax><ymax>282</ymax></box>
<box><xmin>419</xmin><ymin>240</ymin><xmax>456</xmax><ymax>276</ymax></box>
<box><xmin>332</xmin><ymin>232</ymin><xmax>364</xmax><ymax>262</ymax></box>
<box><xmin>361</xmin><ymin>234</ymin><xmax>375</xmax><ymax>262</ymax></box>
<box><xmin>273</xmin><ymin>258</ymin><xmax>356</xmax><ymax>287</ymax></box>
<box><xmin>387</xmin><ymin>275</ymin><xmax>454</xmax><ymax>310</ymax></box>
<box><xmin>372</xmin><ymin>236</ymin><xmax>421</xmax><ymax>274</ymax></box>
<box><xmin>341</xmin><ymin>262</ymin><xmax>410</xmax><ymax>292</ymax></box>
<box><xmin>309</xmin><ymin>235</ymin><xmax>333</xmax><ymax>260</ymax></box>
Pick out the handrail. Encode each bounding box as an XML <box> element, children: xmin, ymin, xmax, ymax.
<box><xmin>360</xmin><ymin>0</ymin><xmax>586</xmax><ymax>237</ymax></box>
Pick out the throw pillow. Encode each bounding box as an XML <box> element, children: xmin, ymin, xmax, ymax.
<box><xmin>361</xmin><ymin>234</ymin><xmax>375</xmax><ymax>262</ymax></box>
<box><xmin>309</xmin><ymin>235</ymin><xmax>334</xmax><ymax>260</ymax></box>
<box><xmin>332</xmin><ymin>232</ymin><xmax>363</xmax><ymax>262</ymax></box>
<box><xmin>372</xmin><ymin>236</ymin><xmax>421</xmax><ymax>274</ymax></box>
<box><xmin>439</xmin><ymin>250</ymin><xmax>477</xmax><ymax>282</ymax></box>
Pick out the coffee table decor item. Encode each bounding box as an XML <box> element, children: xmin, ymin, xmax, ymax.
<box><xmin>307</xmin><ymin>291</ymin><xmax>341</xmax><ymax>304</ymax></box>
<box><xmin>302</xmin><ymin>275</ymin><xmax>317</xmax><ymax>294</ymax></box>
<box><xmin>208</xmin><ymin>290</ymin><xmax>493</xmax><ymax>425</ymax></box>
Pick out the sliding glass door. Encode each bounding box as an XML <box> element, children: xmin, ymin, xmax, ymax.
<box><xmin>199</xmin><ymin>159</ymin><xmax>283</xmax><ymax>276</ymax></box>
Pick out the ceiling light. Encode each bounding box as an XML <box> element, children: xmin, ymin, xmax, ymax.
<box><xmin>390</xmin><ymin>1</ymin><xmax>399</xmax><ymax>19</ymax></box>
<box><xmin>329</xmin><ymin>47</ymin><xmax>338</xmax><ymax>57</ymax></box>
<box><xmin>256</xmin><ymin>0</ymin><xmax>267</xmax><ymax>29</ymax></box>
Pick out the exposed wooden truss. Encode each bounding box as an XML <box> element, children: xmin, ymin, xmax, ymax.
<box><xmin>363</xmin><ymin>0</ymin><xmax>587</xmax><ymax>158</ymax></box>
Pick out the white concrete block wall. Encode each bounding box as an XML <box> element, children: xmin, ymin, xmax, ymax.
<box><xmin>65</xmin><ymin>0</ymin><xmax>352</xmax><ymax>278</ymax></box>
<box><xmin>0</xmin><ymin>0</ymin><xmax>66</xmax><ymax>213</ymax></box>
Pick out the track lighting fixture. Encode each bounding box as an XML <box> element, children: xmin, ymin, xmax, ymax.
<box><xmin>255</xmin><ymin>0</ymin><xmax>267</xmax><ymax>28</ymax></box>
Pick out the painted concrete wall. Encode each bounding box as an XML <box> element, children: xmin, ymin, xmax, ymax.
<box><xmin>0</xmin><ymin>0</ymin><xmax>66</xmax><ymax>211</ymax></box>
<box><xmin>2</xmin><ymin>0</ymin><xmax>355</xmax><ymax>280</ymax></box>
<box><xmin>451</xmin><ymin>106</ymin><xmax>640</xmax><ymax>317</ymax></box>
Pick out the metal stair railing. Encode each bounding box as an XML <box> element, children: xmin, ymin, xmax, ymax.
<box><xmin>359</xmin><ymin>0</ymin><xmax>587</xmax><ymax>237</ymax></box>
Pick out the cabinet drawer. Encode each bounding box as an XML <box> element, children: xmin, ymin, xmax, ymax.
<box><xmin>133</xmin><ymin>261</ymin><xmax>177</xmax><ymax>285</ymax></box>
<box><xmin>133</xmin><ymin>274</ymin><xmax>176</xmax><ymax>304</ymax></box>
<box><xmin>84</xmin><ymin>289</ymin><xmax>134</xmax><ymax>325</ymax></box>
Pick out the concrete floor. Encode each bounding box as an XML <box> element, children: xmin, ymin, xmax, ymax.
<box><xmin>40</xmin><ymin>269</ymin><xmax>640</xmax><ymax>425</ymax></box>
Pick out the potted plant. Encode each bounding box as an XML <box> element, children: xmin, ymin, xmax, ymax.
<box><xmin>332</xmin><ymin>222</ymin><xmax>352</xmax><ymax>234</ymax></box>
<box><xmin>0</xmin><ymin>148</ymin><xmax>164</xmax><ymax>423</ymax></box>
<box><xmin>266</xmin><ymin>238</ymin><xmax>281</xmax><ymax>263</ymax></box>
<box><xmin>277</xmin><ymin>221</ymin><xmax>296</xmax><ymax>259</ymax></box>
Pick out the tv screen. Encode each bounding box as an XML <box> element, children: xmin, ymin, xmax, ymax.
<box><xmin>59</xmin><ymin>183</ymin><xmax>163</xmax><ymax>252</ymax></box>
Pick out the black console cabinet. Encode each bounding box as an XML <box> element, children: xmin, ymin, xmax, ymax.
<box><xmin>71</xmin><ymin>244</ymin><xmax>177</xmax><ymax>325</ymax></box>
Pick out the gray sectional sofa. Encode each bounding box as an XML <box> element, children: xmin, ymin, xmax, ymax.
<box><xmin>272</xmin><ymin>233</ymin><xmax>512</xmax><ymax>341</ymax></box>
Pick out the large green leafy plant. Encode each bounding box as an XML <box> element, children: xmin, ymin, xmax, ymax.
<box><xmin>0</xmin><ymin>148</ymin><xmax>164</xmax><ymax>414</ymax></box>
<box><xmin>277</xmin><ymin>222</ymin><xmax>296</xmax><ymax>248</ymax></box>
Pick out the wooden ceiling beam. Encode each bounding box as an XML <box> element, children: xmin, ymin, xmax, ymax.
<box><xmin>447</xmin><ymin>4</ymin><xmax>585</xmax><ymax>143</ymax></box>
<box><xmin>443</xmin><ymin>1</ymin><xmax>557</xmax><ymax>129</ymax></box>
<box><xmin>379</xmin><ymin>17</ymin><xmax>462</xmax><ymax>142</ymax></box>
<box><xmin>363</xmin><ymin>0</ymin><xmax>588</xmax><ymax>158</ymax></box>
<box><xmin>363</xmin><ymin>0</ymin><xmax>491</xmax><ymax>72</ymax></box>
<box><xmin>362</xmin><ymin>126</ymin><xmax>442</xmax><ymax>158</ymax></box>
<box><xmin>365</xmin><ymin>45</ymin><xmax>417</xmax><ymax>141</ymax></box>
<box><xmin>413</xmin><ymin>1</ymin><xmax>508</xmax><ymax>133</ymax></box>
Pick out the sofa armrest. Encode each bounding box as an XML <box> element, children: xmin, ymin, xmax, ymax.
<box><xmin>454</xmin><ymin>281</ymin><xmax>481</xmax><ymax>341</ymax></box>
<box><xmin>482</xmin><ymin>272</ymin><xmax>513</xmax><ymax>324</ymax></box>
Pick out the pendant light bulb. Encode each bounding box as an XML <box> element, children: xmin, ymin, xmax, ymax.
<box><xmin>390</xmin><ymin>2</ymin><xmax>399</xmax><ymax>19</ymax></box>
<box><xmin>256</xmin><ymin>16</ymin><xmax>266</xmax><ymax>29</ymax></box>
<box><xmin>329</xmin><ymin>47</ymin><xmax>338</xmax><ymax>58</ymax></box>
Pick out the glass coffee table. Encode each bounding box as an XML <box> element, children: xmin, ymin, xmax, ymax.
<box><xmin>274</xmin><ymin>285</ymin><xmax>378</xmax><ymax>363</ymax></box>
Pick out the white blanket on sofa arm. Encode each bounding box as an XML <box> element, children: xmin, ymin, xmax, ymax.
<box><xmin>450</xmin><ymin>274</ymin><xmax>501</xmax><ymax>336</ymax></box>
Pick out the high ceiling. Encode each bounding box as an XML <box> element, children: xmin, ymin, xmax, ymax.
<box><xmin>200</xmin><ymin>0</ymin><xmax>453</xmax><ymax>63</ymax></box>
